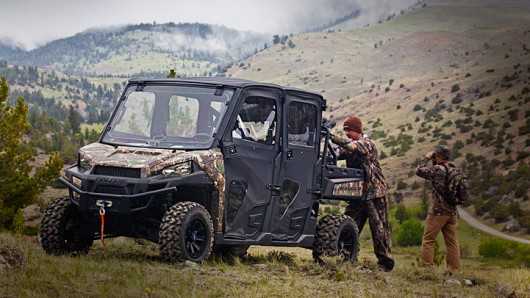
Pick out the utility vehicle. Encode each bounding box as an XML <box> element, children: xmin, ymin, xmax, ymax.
<box><xmin>39</xmin><ymin>78</ymin><xmax>366</xmax><ymax>263</ymax></box>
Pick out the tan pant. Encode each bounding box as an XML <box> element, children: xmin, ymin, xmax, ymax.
<box><xmin>421</xmin><ymin>214</ymin><xmax>460</xmax><ymax>272</ymax></box>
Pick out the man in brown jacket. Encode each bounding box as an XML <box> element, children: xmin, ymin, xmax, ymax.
<box><xmin>331</xmin><ymin>116</ymin><xmax>394</xmax><ymax>272</ymax></box>
<box><xmin>416</xmin><ymin>146</ymin><xmax>461</xmax><ymax>273</ymax></box>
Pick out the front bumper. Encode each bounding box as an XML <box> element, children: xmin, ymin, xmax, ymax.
<box><xmin>60</xmin><ymin>165</ymin><xmax>211</xmax><ymax>240</ymax></box>
<box><xmin>60</xmin><ymin>176</ymin><xmax>176</xmax><ymax>214</ymax></box>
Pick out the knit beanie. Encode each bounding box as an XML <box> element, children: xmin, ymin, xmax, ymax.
<box><xmin>343</xmin><ymin>116</ymin><xmax>363</xmax><ymax>134</ymax></box>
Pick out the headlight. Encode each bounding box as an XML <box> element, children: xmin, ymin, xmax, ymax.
<box><xmin>161</xmin><ymin>161</ymin><xmax>193</xmax><ymax>177</ymax></box>
<box><xmin>72</xmin><ymin>176</ymin><xmax>82</xmax><ymax>188</ymax></box>
<box><xmin>78</xmin><ymin>153</ymin><xmax>91</xmax><ymax>171</ymax></box>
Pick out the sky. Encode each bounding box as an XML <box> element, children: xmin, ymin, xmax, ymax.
<box><xmin>0</xmin><ymin>0</ymin><xmax>417</xmax><ymax>49</ymax></box>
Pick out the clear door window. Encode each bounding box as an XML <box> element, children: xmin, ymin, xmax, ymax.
<box><xmin>233</xmin><ymin>96</ymin><xmax>277</xmax><ymax>145</ymax></box>
<box><xmin>288</xmin><ymin>102</ymin><xmax>317</xmax><ymax>147</ymax></box>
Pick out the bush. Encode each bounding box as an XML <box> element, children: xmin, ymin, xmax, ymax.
<box><xmin>479</xmin><ymin>238</ymin><xmax>514</xmax><ymax>258</ymax></box>
<box><xmin>491</xmin><ymin>205</ymin><xmax>510</xmax><ymax>223</ymax></box>
<box><xmin>451</xmin><ymin>84</ymin><xmax>460</xmax><ymax>93</ymax></box>
<box><xmin>479</xmin><ymin>238</ymin><xmax>530</xmax><ymax>267</ymax></box>
<box><xmin>396</xmin><ymin>219</ymin><xmax>424</xmax><ymax>247</ymax></box>
<box><xmin>395</xmin><ymin>204</ymin><xmax>410</xmax><ymax>224</ymax></box>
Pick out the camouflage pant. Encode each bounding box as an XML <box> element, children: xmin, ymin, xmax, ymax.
<box><xmin>345</xmin><ymin>196</ymin><xmax>394</xmax><ymax>271</ymax></box>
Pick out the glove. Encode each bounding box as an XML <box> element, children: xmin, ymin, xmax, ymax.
<box><xmin>330</xmin><ymin>134</ymin><xmax>349</xmax><ymax>146</ymax></box>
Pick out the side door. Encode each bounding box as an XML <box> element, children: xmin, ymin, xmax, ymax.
<box><xmin>222</xmin><ymin>87</ymin><xmax>282</xmax><ymax>239</ymax></box>
<box><xmin>270</xmin><ymin>92</ymin><xmax>321</xmax><ymax>240</ymax></box>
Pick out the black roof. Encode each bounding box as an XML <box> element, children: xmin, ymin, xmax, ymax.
<box><xmin>128</xmin><ymin>77</ymin><xmax>324</xmax><ymax>101</ymax></box>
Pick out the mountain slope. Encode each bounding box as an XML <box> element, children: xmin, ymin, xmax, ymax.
<box><xmin>3</xmin><ymin>23</ymin><xmax>268</xmax><ymax>76</ymax></box>
<box><xmin>228</xmin><ymin>0</ymin><xmax>530</xmax><ymax>231</ymax></box>
<box><xmin>0</xmin><ymin>39</ymin><xmax>23</xmax><ymax>60</ymax></box>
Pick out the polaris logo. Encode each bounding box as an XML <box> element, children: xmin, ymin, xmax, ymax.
<box><xmin>96</xmin><ymin>200</ymin><xmax>113</xmax><ymax>208</ymax></box>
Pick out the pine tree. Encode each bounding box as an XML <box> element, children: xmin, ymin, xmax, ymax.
<box><xmin>0</xmin><ymin>77</ymin><xmax>63</xmax><ymax>230</ymax></box>
<box><xmin>67</xmin><ymin>106</ymin><xmax>82</xmax><ymax>134</ymax></box>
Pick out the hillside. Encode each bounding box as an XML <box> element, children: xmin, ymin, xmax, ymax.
<box><xmin>2</xmin><ymin>23</ymin><xmax>268</xmax><ymax>76</ymax></box>
<box><xmin>0</xmin><ymin>40</ymin><xmax>23</xmax><ymax>60</ymax></box>
<box><xmin>228</xmin><ymin>0</ymin><xmax>530</xmax><ymax>232</ymax></box>
<box><xmin>0</xmin><ymin>61</ymin><xmax>121</xmax><ymax>121</ymax></box>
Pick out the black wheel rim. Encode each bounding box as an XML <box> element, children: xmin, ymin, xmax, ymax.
<box><xmin>338</xmin><ymin>226</ymin><xmax>356</xmax><ymax>261</ymax></box>
<box><xmin>185</xmin><ymin>218</ymin><xmax>208</xmax><ymax>259</ymax></box>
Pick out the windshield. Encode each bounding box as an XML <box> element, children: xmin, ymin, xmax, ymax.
<box><xmin>102</xmin><ymin>84</ymin><xmax>234</xmax><ymax>149</ymax></box>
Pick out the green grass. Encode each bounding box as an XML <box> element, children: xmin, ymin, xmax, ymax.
<box><xmin>2</xmin><ymin>205</ymin><xmax>530</xmax><ymax>298</ymax></box>
<box><xmin>1</xmin><ymin>233</ymin><xmax>529</xmax><ymax>297</ymax></box>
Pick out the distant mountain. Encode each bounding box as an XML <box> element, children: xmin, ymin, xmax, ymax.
<box><xmin>0</xmin><ymin>39</ymin><xmax>24</xmax><ymax>60</ymax></box>
<box><xmin>2</xmin><ymin>23</ymin><xmax>269</xmax><ymax>77</ymax></box>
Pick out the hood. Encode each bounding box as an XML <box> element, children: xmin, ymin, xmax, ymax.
<box><xmin>79</xmin><ymin>142</ymin><xmax>222</xmax><ymax>177</ymax></box>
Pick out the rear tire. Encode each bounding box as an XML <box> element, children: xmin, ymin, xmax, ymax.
<box><xmin>39</xmin><ymin>197</ymin><xmax>93</xmax><ymax>255</ymax></box>
<box><xmin>312</xmin><ymin>214</ymin><xmax>359</xmax><ymax>265</ymax></box>
<box><xmin>159</xmin><ymin>202</ymin><xmax>214</xmax><ymax>263</ymax></box>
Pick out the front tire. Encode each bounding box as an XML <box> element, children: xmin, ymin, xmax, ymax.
<box><xmin>40</xmin><ymin>197</ymin><xmax>93</xmax><ymax>255</ymax></box>
<box><xmin>312</xmin><ymin>214</ymin><xmax>359</xmax><ymax>265</ymax></box>
<box><xmin>159</xmin><ymin>202</ymin><xmax>214</xmax><ymax>263</ymax></box>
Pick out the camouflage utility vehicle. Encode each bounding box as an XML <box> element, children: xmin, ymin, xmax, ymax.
<box><xmin>40</xmin><ymin>78</ymin><xmax>366</xmax><ymax>263</ymax></box>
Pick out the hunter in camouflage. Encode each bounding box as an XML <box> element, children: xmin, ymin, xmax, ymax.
<box><xmin>416</xmin><ymin>146</ymin><xmax>461</xmax><ymax>273</ymax></box>
<box><xmin>79</xmin><ymin>142</ymin><xmax>226</xmax><ymax>231</ymax></box>
<box><xmin>331</xmin><ymin>116</ymin><xmax>394</xmax><ymax>271</ymax></box>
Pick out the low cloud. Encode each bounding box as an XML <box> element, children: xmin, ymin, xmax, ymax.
<box><xmin>0</xmin><ymin>0</ymin><xmax>420</xmax><ymax>49</ymax></box>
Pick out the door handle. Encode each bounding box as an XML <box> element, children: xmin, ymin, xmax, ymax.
<box><xmin>266</xmin><ymin>184</ymin><xmax>281</xmax><ymax>195</ymax></box>
<box><xmin>286</xmin><ymin>150</ymin><xmax>294</xmax><ymax>160</ymax></box>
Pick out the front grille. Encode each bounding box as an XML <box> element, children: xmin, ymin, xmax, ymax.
<box><xmin>93</xmin><ymin>166</ymin><xmax>141</xmax><ymax>178</ymax></box>
<box><xmin>94</xmin><ymin>185</ymin><xmax>126</xmax><ymax>195</ymax></box>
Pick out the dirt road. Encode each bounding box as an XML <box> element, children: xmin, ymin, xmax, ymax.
<box><xmin>458</xmin><ymin>207</ymin><xmax>530</xmax><ymax>245</ymax></box>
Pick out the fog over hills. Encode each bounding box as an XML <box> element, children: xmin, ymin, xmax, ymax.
<box><xmin>0</xmin><ymin>0</ymin><xmax>422</xmax><ymax>50</ymax></box>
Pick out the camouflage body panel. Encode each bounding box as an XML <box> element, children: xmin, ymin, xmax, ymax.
<box><xmin>332</xmin><ymin>180</ymin><xmax>364</xmax><ymax>197</ymax></box>
<box><xmin>79</xmin><ymin>142</ymin><xmax>225</xmax><ymax>230</ymax></box>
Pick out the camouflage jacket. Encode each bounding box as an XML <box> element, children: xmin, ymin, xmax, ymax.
<box><xmin>416</xmin><ymin>161</ymin><xmax>458</xmax><ymax>216</ymax></box>
<box><xmin>332</xmin><ymin>135</ymin><xmax>388</xmax><ymax>198</ymax></box>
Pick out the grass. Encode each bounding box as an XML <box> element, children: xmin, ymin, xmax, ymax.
<box><xmin>1</xmin><ymin>222</ymin><xmax>529</xmax><ymax>298</ymax></box>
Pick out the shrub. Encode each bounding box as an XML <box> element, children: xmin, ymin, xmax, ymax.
<box><xmin>371</xmin><ymin>130</ymin><xmax>387</xmax><ymax>140</ymax></box>
<box><xmin>479</xmin><ymin>238</ymin><xmax>515</xmax><ymax>258</ymax></box>
<box><xmin>395</xmin><ymin>204</ymin><xmax>410</xmax><ymax>224</ymax></box>
<box><xmin>451</xmin><ymin>94</ymin><xmax>463</xmax><ymax>104</ymax></box>
<box><xmin>451</xmin><ymin>84</ymin><xmax>460</xmax><ymax>93</ymax></box>
<box><xmin>478</xmin><ymin>238</ymin><xmax>530</xmax><ymax>267</ymax></box>
<box><xmin>508</xmin><ymin>109</ymin><xmax>519</xmax><ymax>121</ymax></box>
<box><xmin>396</xmin><ymin>219</ymin><xmax>424</xmax><ymax>247</ymax></box>
<box><xmin>491</xmin><ymin>205</ymin><xmax>510</xmax><ymax>223</ymax></box>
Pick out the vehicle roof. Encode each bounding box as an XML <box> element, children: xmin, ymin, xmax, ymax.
<box><xmin>128</xmin><ymin>77</ymin><xmax>325</xmax><ymax>103</ymax></box>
